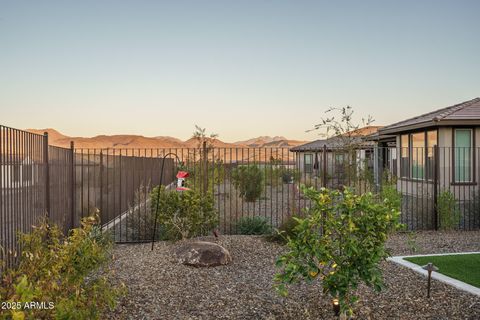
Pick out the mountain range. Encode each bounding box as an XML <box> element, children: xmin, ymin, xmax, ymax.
<box><xmin>26</xmin><ymin>129</ymin><xmax>308</xmax><ymax>149</ymax></box>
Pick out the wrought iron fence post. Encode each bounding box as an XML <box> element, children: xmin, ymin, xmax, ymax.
<box><xmin>322</xmin><ymin>144</ymin><xmax>327</xmax><ymax>188</ymax></box>
<box><xmin>44</xmin><ymin>132</ymin><xmax>50</xmax><ymax>218</ymax></box>
<box><xmin>203</xmin><ymin>141</ymin><xmax>208</xmax><ymax>195</ymax></box>
<box><xmin>70</xmin><ymin>141</ymin><xmax>75</xmax><ymax>229</ymax></box>
<box><xmin>100</xmin><ymin>150</ymin><xmax>104</xmax><ymax>229</ymax></box>
<box><xmin>433</xmin><ymin>145</ymin><xmax>439</xmax><ymax>230</ymax></box>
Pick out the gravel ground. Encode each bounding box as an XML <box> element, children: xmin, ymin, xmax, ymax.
<box><xmin>107</xmin><ymin>232</ymin><xmax>480</xmax><ymax>320</ymax></box>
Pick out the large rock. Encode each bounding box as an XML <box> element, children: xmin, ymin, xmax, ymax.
<box><xmin>175</xmin><ymin>241</ymin><xmax>232</xmax><ymax>267</ymax></box>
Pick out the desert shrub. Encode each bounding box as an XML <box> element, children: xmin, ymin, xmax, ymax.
<box><xmin>437</xmin><ymin>190</ymin><xmax>460</xmax><ymax>230</ymax></box>
<box><xmin>280</xmin><ymin>168</ymin><xmax>300</xmax><ymax>184</ymax></box>
<box><xmin>266</xmin><ymin>214</ymin><xmax>301</xmax><ymax>244</ymax></box>
<box><xmin>274</xmin><ymin>187</ymin><xmax>401</xmax><ymax>316</ymax></box>
<box><xmin>405</xmin><ymin>231</ymin><xmax>421</xmax><ymax>254</ymax></box>
<box><xmin>231</xmin><ymin>165</ymin><xmax>264</xmax><ymax>202</ymax></box>
<box><xmin>262</xmin><ymin>164</ymin><xmax>299</xmax><ymax>187</ymax></box>
<box><xmin>0</xmin><ymin>214</ymin><xmax>124</xmax><ymax>320</ymax></box>
<box><xmin>235</xmin><ymin>216</ymin><xmax>271</xmax><ymax>235</ymax></box>
<box><xmin>179</xmin><ymin>158</ymin><xmax>225</xmax><ymax>192</ymax></box>
<box><xmin>263</xmin><ymin>166</ymin><xmax>283</xmax><ymax>186</ymax></box>
<box><xmin>381</xmin><ymin>182</ymin><xmax>402</xmax><ymax>213</ymax></box>
<box><xmin>150</xmin><ymin>186</ymin><xmax>218</xmax><ymax>240</ymax></box>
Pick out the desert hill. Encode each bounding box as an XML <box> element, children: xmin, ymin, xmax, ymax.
<box><xmin>26</xmin><ymin>128</ymin><xmax>307</xmax><ymax>150</ymax></box>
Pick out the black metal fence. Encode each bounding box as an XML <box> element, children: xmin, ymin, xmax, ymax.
<box><xmin>2</xmin><ymin>125</ymin><xmax>480</xmax><ymax>268</ymax></box>
<box><xmin>73</xmin><ymin>149</ymin><xmax>174</xmax><ymax>243</ymax></box>
<box><xmin>0</xmin><ymin>126</ymin><xmax>175</xmax><ymax>268</ymax></box>
<box><xmin>1</xmin><ymin>126</ymin><xmax>47</xmax><ymax>269</ymax></box>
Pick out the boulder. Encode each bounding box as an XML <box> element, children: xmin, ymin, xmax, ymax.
<box><xmin>175</xmin><ymin>241</ymin><xmax>232</xmax><ymax>267</ymax></box>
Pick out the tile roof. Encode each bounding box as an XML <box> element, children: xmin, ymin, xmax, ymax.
<box><xmin>291</xmin><ymin>126</ymin><xmax>380</xmax><ymax>152</ymax></box>
<box><xmin>379</xmin><ymin>97</ymin><xmax>480</xmax><ymax>134</ymax></box>
<box><xmin>290</xmin><ymin>136</ymin><xmax>374</xmax><ymax>152</ymax></box>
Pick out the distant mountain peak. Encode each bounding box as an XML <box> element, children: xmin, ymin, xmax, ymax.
<box><xmin>25</xmin><ymin>128</ymin><xmax>308</xmax><ymax>149</ymax></box>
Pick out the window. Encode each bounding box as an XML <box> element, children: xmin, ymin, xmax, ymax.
<box><xmin>400</xmin><ymin>134</ymin><xmax>409</xmax><ymax>178</ymax></box>
<box><xmin>454</xmin><ymin>129</ymin><xmax>473</xmax><ymax>182</ymax></box>
<box><xmin>411</xmin><ymin>132</ymin><xmax>425</xmax><ymax>179</ymax></box>
<box><xmin>400</xmin><ymin>130</ymin><xmax>438</xmax><ymax>180</ymax></box>
<box><xmin>426</xmin><ymin>131</ymin><xmax>437</xmax><ymax>180</ymax></box>
<box><xmin>304</xmin><ymin>154</ymin><xmax>313</xmax><ymax>173</ymax></box>
<box><xmin>335</xmin><ymin>153</ymin><xmax>345</xmax><ymax>163</ymax></box>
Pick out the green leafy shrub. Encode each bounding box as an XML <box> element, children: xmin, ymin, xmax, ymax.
<box><xmin>274</xmin><ymin>187</ymin><xmax>401</xmax><ymax>316</ymax></box>
<box><xmin>0</xmin><ymin>214</ymin><xmax>124</xmax><ymax>320</ymax></box>
<box><xmin>280</xmin><ymin>168</ymin><xmax>300</xmax><ymax>184</ymax></box>
<box><xmin>151</xmin><ymin>186</ymin><xmax>218</xmax><ymax>240</ymax></box>
<box><xmin>235</xmin><ymin>216</ymin><xmax>272</xmax><ymax>235</ymax></box>
<box><xmin>266</xmin><ymin>214</ymin><xmax>301</xmax><ymax>244</ymax></box>
<box><xmin>381</xmin><ymin>182</ymin><xmax>402</xmax><ymax>213</ymax></box>
<box><xmin>231</xmin><ymin>165</ymin><xmax>264</xmax><ymax>202</ymax></box>
<box><xmin>437</xmin><ymin>190</ymin><xmax>460</xmax><ymax>230</ymax></box>
<box><xmin>263</xmin><ymin>166</ymin><xmax>283</xmax><ymax>186</ymax></box>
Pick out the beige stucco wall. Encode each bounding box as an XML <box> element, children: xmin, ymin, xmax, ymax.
<box><xmin>395</xmin><ymin>126</ymin><xmax>479</xmax><ymax>201</ymax></box>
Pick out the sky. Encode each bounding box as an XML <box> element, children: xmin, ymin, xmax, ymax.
<box><xmin>1</xmin><ymin>0</ymin><xmax>479</xmax><ymax>142</ymax></box>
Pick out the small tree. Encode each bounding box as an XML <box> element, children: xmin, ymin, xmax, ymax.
<box><xmin>307</xmin><ymin>106</ymin><xmax>374</xmax><ymax>149</ymax></box>
<box><xmin>274</xmin><ymin>187</ymin><xmax>401</xmax><ymax>316</ymax></box>
<box><xmin>192</xmin><ymin>124</ymin><xmax>218</xmax><ymax>150</ymax></box>
<box><xmin>307</xmin><ymin>106</ymin><xmax>375</xmax><ymax>189</ymax></box>
<box><xmin>185</xmin><ymin>125</ymin><xmax>224</xmax><ymax>194</ymax></box>
<box><xmin>231</xmin><ymin>165</ymin><xmax>264</xmax><ymax>202</ymax></box>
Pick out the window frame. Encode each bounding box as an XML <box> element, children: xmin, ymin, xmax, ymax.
<box><xmin>410</xmin><ymin>132</ymin><xmax>426</xmax><ymax>180</ymax></box>
<box><xmin>426</xmin><ymin>130</ymin><xmax>438</xmax><ymax>181</ymax></box>
<box><xmin>399</xmin><ymin>129</ymin><xmax>438</xmax><ymax>181</ymax></box>
<box><xmin>304</xmin><ymin>153</ymin><xmax>313</xmax><ymax>174</ymax></box>
<box><xmin>400</xmin><ymin>134</ymin><xmax>410</xmax><ymax>178</ymax></box>
<box><xmin>452</xmin><ymin>128</ymin><xmax>475</xmax><ymax>184</ymax></box>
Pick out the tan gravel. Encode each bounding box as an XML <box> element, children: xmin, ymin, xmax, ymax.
<box><xmin>107</xmin><ymin>232</ymin><xmax>480</xmax><ymax>320</ymax></box>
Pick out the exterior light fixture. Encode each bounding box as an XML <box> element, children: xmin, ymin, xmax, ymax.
<box><xmin>422</xmin><ymin>262</ymin><xmax>439</xmax><ymax>298</ymax></box>
<box><xmin>332</xmin><ymin>298</ymin><xmax>340</xmax><ymax>316</ymax></box>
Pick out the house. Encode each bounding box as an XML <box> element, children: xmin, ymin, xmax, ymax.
<box><xmin>290</xmin><ymin>126</ymin><xmax>382</xmax><ymax>186</ymax></box>
<box><xmin>374</xmin><ymin>97</ymin><xmax>480</xmax><ymax>229</ymax></box>
<box><xmin>375</xmin><ymin>97</ymin><xmax>480</xmax><ymax>183</ymax></box>
<box><xmin>0</xmin><ymin>156</ymin><xmax>39</xmax><ymax>189</ymax></box>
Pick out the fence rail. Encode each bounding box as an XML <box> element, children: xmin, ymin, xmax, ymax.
<box><xmin>2</xmin><ymin>125</ymin><xmax>480</xmax><ymax>269</ymax></box>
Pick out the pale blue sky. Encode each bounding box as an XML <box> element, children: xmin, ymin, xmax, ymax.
<box><xmin>1</xmin><ymin>0</ymin><xmax>479</xmax><ymax>141</ymax></box>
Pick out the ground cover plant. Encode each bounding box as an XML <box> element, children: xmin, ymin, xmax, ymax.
<box><xmin>235</xmin><ymin>216</ymin><xmax>272</xmax><ymax>235</ymax></box>
<box><xmin>274</xmin><ymin>187</ymin><xmax>402</xmax><ymax>316</ymax></box>
<box><xmin>0</xmin><ymin>214</ymin><xmax>124</xmax><ymax>320</ymax></box>
<box><xmin>405</xmin><ymin>253</ymin><xmax>480</xmax><ymax>288</ymax></box>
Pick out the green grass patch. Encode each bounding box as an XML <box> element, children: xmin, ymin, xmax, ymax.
<box><xmin>405</xmin><ymin>253</ymin><xmax>480</xmax><ymax>288</ymax></box>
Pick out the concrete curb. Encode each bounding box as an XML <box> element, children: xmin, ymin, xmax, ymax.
<box><xmin>387</xmin><ymin>252</ymin><xmax>480</xmax><ymax>297</ymax></box>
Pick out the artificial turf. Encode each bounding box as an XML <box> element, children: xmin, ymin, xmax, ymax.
<box><xmin>404</xmin><ymin>253</ymin><xmax>480</xmax><ymax>288</ymax></box>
